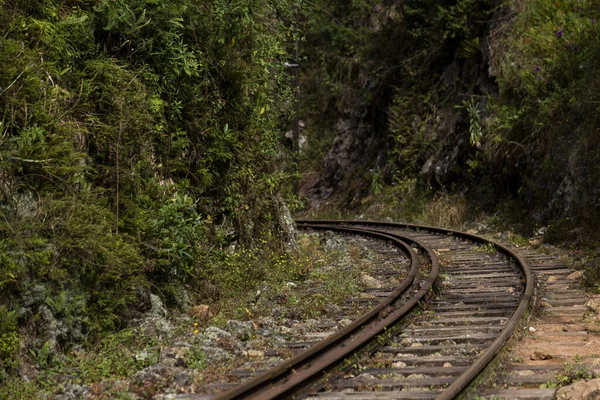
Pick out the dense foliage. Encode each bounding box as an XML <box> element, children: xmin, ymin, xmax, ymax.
<box><xmin>299</xmin><ymin>0</ymin><xmax>495</xmax><ymax>200</ymax></box>
<box><xmin>486</xmin><ymin>0</ymin><xmax>600</xmax><ymax>237</ymax></box>
<box><xmin>300</xmin><ymin>0</ymin><xmax>600</xmax><ymax>249</ymax></box>
<box><xmin>0</xmin><ymin>0</ymin><xmax>299</xmax><ymax>378</ymax></box>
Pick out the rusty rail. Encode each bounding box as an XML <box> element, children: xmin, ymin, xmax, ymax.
<box><xmin>295</xmin><ymin>219</ymin><xmax>534</xmax><ymax>400</ymax></box>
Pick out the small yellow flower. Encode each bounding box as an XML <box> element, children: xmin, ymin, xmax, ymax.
<box><xmin>193</xmin><ymin>329</ymin><xmax>199</xmax><ymax>334</ymax></box>
<box><xmin>194</xmin><ymin>322</ymin><xmax>198</xmax><ymax>327</ymax></box>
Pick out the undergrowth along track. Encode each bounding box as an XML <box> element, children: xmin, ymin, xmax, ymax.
<box><xmin>203</xmin><ymin>220</ymin><xmax>533</xmax><ymax>400</ymax></box>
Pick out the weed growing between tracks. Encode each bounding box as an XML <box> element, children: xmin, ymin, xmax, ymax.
<box><xmin>318</xmin><ymin>309</ymin><xmax>419</xmax><ymax>394</ymax></box>
<box><xmin>540</xmin><ymin>363</ymin><xmax>595</xmax><ymax>389</ymax></box>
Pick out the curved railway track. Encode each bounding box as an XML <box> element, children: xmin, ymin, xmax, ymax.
<box><xmin>211</xmin><ymin>224</ymin><xmax>439</xmax><ymax>399</ymax></box>
<box><xmin>296</xmin><ymin>220</ymin><xmax>533</xmax><ymax>400</ymax></box>
<box><xmin>191</xmin><ymin>220</ymin><xmax>534</xmax><ymax>400</ymax></box>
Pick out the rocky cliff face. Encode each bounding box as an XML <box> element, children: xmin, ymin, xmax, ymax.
<box><xmin>301</xmin><ymin>94</ymin><xmax>384</xmax><ymax>209</ymax></box>
<box><xmin>299</xmin><ymin>0</ymin><xmax>498</xmax><ymax>211</ymax></box>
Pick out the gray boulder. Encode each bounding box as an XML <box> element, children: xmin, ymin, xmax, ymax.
<box><xmin>556</xmin><ymin>378</ymin><xmax>600</xmax><ymax>400</ymax></box>
<box><xmin>225</xmin><ymin>320</ymin><xmax>254</xmax><ymax>341</ymax></box>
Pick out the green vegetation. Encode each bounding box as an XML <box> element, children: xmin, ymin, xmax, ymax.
<box><xmin>0</xmin><ymin>0</ymin><xmax>302</xmax><ymax>385</ymax></box>
<box><xmin>0</xmin><ymin>231</ymin><xmax>376</xmax><ymax>397</ymax></box>
<box><xmin>299</xmin><ymin>0</ymin><xmax>600</xmax><ymax>259</ymax></box>
<box><xmin>208</xmin><ymin>232</ymin><xmax>366</xmax><ymax>322</ymax></box>
<box><xmin>485</xmin><ymin>0</ymin><xmax>600</xmax><ymax>237</ymax></box>
<box><xmin>0</xmin><ymin>306</ymin><xmax>19</xmax><ymax>378</ymax></box>
<box><xmin>0</xmin><ymin>328</ymin><xmax>160</xmax><ymax>398</ymax></box>
<box><xmin>540</xmin><ymin>362</ymin><xmax>594</xmax><ymax>389</ymax></box>
<box><xmin>3</xmin><ymin>0</ymin><xmax>600</xmax><ymax>393</ymax></box>
<box><xmin>299</xmin><ymin>0</ymin><xmax>497</xmax><ymax>220</ymax></box>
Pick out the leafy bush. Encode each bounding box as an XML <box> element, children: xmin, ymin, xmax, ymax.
<box><xmin>484</xmin><ymin>0</ymin><xmax>600</xmax><ymax>238</ymax></box>
<box><xmin>0</xmin><ymin>0</ymin><xmax>300</xmax><ymax>377</ymax></box>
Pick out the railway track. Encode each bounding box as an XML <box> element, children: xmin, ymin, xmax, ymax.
<box><xmin>187</xmin><ymin>220</ymin><xmax>534</xmax><ymax>400</ymax></box>
<box><xmin>296</xmin><ymin>220</ymin><xmax>533</xmax><ymax>400</ymax></box>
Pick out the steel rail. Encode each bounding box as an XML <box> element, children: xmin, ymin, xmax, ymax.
<box><xmin>295</xmin><ymin>219</ymin><xmax>534</xmax><ymax>400</ymax></box>
<box><xmin>214</xmin><ymin>224</ymin><xmax>439</xmax><ymax>400</ymax></box>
